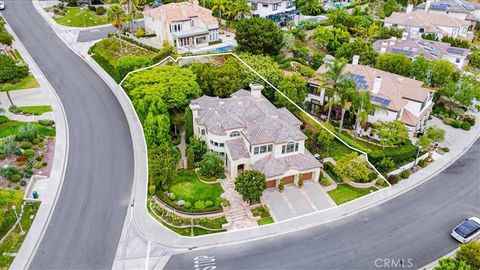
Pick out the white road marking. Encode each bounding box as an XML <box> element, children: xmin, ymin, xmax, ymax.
<box><xmin>145</xmin><ymin>241</ymin><xmax>151</xmax><ymax>270</ymax></box>
<box><xmin>194</xmin><ymin>255</ymin><xmax>216</xmax><ymax>270</ymax></box>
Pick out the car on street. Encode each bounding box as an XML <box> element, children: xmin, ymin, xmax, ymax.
<box><xmin>451</xmin><ymin>217</ymin><xmax>480</xmax><ymax>243</ymax></box>
<box><xmin>0</xmin><ymin>2</ymin><xmax>5</xmax><ymax>10</ymax></box>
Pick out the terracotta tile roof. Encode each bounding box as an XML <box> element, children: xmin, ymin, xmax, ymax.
<box><xmin>225</xmin><ymin>138</ymin><xmax>250</xmax><ymax>161</ymax></box>
<box><xmin>385</xmin><ymin>11</ymin><xmax>470</xmax><ymax>29</ymax></box>
<box><xmin>251</xmin><ymin>152</ymin><xmax>320</xmax><ymax>178</ymax></box>
<box><xmin>143</xmin><ymin>2</ymin><xmax>218</xmax><ymax>27</ymax></box>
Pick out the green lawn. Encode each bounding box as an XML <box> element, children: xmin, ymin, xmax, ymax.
<box><xmin>0</xmin><ymin>75</ymin><xmax>40</xmax><ymax>92</ymax></box>
<box><xmin>257</xmin><ymin>216</ymin><xmax>274</xmax><ymax>226</ymax></box>
<box><xmin>167</xmin><ymin>170</ymin><xmax>224</xmax><ymax>204</ymax></box>
<box><xmin>320</xmin><ymin>139</ymin><xmax>355</xmax><ymax>161</ymax></box>
<box><xmin>0</xmin><ymin>190</ymin><xmax>24</xmax><ymax>239</ymax></box>
<box><xmin>53</xmin><ymin>7</ymin><xmax>109</xmax><ymax>27</ymax></box>
<box><xmin>92</xmin><ymin>37</ymin><xmax>155</xmax><ymax>62</ymax></box>
<box><xmin>0</xmin><ymin>116</ymin><xmax>56</xmax><ymax>138</ymax></box>
<box><xmin>0</xmin><ymin>202</ymin><xmax>40</xmax><ymax>268</ymax></box>
<box><xmin>328</xmin><ymin>184</ymin><xmax>377</xmax><ymax>205</ymax></box>
<box><xmin>16</xmin><ymin>105</ymin><xmax>52</xmax><ymax>115</ymax></box>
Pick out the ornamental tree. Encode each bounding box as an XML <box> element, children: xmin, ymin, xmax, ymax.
<box><xmin>188</xmin><ymin>136</ymin><xmax>208</xmax><ymax>162</ymax></box>
<box><xmin>235</xmin><ymin>17</ymin><xmax>284</xmax><ymax>56</ymax></box>
<box><xmin>456</xmin><ymin>241</ymin><xmax>480</xmax><ymax>270</ymax></box>
<box><xmin>375</xmin><ymin>53</ymin><xmax>412</xmax><ymax>77</ymax></box>
<box><xmin>0</xmin><ymin>55</ymin><xmax>18</xmax><ymax>83</ymax></box>
<box><xmin>235</xmin><ymin>170</ymin><xmax>267</xmax><ymax>203</ymax></box>
<box><xmin>434</xmin><ymin>258</ymin><xmax>471</xmax><ymax>270</ymax></box>
<box><xmin>374</xmin><ymin>120</ymin><xmax>409</xmax><ymax>148</ymax></box>
<box><xmin>148</xmin><ymin>142</ymin><xmax>179</xmax><ymax>187</ymax></box>
<box><xmin>274</xmin><ymin>72</ymin><xmax>308</xmax><ymax>111</ymax></box>
<box><xmin>334</xmin><ymin>152</ymin><xmax>371</xmax><ymax>183</ymax></box>
<box><xmin>199</xmin><ymin>152</ymin><xmax>224</xmax><ymax>178</ymax></box>
<box><xmin>335</xmin><ymin>39</ymin><xmax>377</xmax><ymax>66</ymax></box>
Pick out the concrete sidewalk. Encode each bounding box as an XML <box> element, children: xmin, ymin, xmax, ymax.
<box><xmin>30</xmin><ymin>0</ymin><xmax>480</xmax><ymax>250</ymax></box>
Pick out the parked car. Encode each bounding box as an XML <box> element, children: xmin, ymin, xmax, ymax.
<box><xmin>0</xmin><ymin>1</ymin><xmax>5</xmax><ymax>10</ymax></box>
<box><xmin>451</xmin><ymin>217</ymin><xmax>480</xmax><ymax>243</ymax></box>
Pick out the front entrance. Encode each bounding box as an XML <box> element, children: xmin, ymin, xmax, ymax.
<box><xmin>283</xmin><ymin>175</ymin><xmax>295</xmax><ymax>185</ymax></box>
<box><xmin>237</xmin><ymin>164</ymin><xmax>245</xmax><ymax>174</ymax></box>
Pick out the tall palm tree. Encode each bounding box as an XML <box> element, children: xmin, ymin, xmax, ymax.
<box><xmin>108</xmin><ymin>4</ymin><xmax>126</xmax><ymax>53</ymax></box>
<box><xmin>211</xmin><ymin>0</ymin><xmax>226</xmax><ymax>29</ymax></box>
<box><xmin>325</xmin><ymin>95</ymin><xmax>340</xmax><ymax>123</ymax></box>
<box><xmin>339</xmin><ymin>99</ymin><xmax>352</xmax><ymax>131</ymax></box>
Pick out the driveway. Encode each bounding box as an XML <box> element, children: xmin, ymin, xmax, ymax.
<box><xmin>262</xmin><ymin>181</ymin><xmax>335</xmax><ymax>222</ymax></box>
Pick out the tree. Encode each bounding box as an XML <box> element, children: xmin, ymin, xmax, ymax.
<box><xmin>431</xmin><ymin>59</ymin><xmax>455</xmax><ymax>87</ymax></box>
<box><xmin>334</xmin><ymin>152</ymin><xmax>371</xmax><ymax>183</ymax></box>
<box><xmin>188</xmin><ymin>136</ymin><xmax>208</xmax><ymax>162</ymax></box>
<box><xmin>186</xmin><ymin>147</ymin><xmax>195</xmax><ymax>169</ymax></box>
<box><xmin>374</xmin><ymin>121</ymin><xmax>409</xmax><ymax>148</ymax></box>
<box><xmin>410</xmin><ymin>55</ymin><xmax>431</xmax><ymax>83</ymax></box>
<box><xmin>234</xmin><ymin>170</ymin><xmax>266</xmax><ymax>202</ymax></box>
<box><xmin>148</xmin><ymin>142</ymin><xmax>179</xmax><ymax>187</ymax></box>
<box><xmin>210</xmin><ymin>58</ymin><xmax>245</xmax><ymax>97</ymax></box>
<box><xmin>211</xmin><ymin>0</ymin><xmax>226</xmax><ymax>27</ymax></box>
<box><xmin>320</xmin><ymin>59</ymin><xmax>350</xmax><ymax>122</ymax></box>
<box><xmin>115</xmin><ymin>55</ymin><xmax>153</xmax><ymax>80</ymax></box>
<box><xmin>441</xmin><ymin>75</ymin><xmax>480</xmax><ymax>106</ymax></box>
<box><xmin>0</xmin><ymin>55</ymin><xmax>19</xmax><ymax>83</ymax></box>
<box><xmin>187</xmin><ymin>62</ymin><xmax>215</xmax><ymax>96</ymax></box>
<box><xmin>375</xmin><ymin>53</ymin><xmax>411</xmax><ymax>77</ymax></box>
<box><xmin>296</xmin><ymin>0</ymin><xmax>323</xmax><ymax>15</ymax></box>
<box><xmin>107</xmin><ymin>4</ymin><xmax>126</xmax><ymax>52</ymax></box>
<box><xmin>456</xmin><ymin>241</ymin><xmax>480</xmax><ymax>270</ymax></box>
<box><xmin>435</xmin><ymin>258</ymin><xmax>471</xmax><ymax>270</ymax></box>
<box><xmin>184</xmin><ymin>107</ymin><xmax>194</xmax><ymax>144</ymax></box>
<box><xmin>199</xmin><ymin>152</ymin><xmax>224</xmax><ymax>177</ymax></box>
<box><xmin>335</xmin><ymin>38</ymin><xmax>377</xmax><ymax>65</ymax></box>
<box><xmin>274</xmin><ymin>72</ymin><xmax>307</xmax><ymax>110</ymax></box>
<box><xmin>313</xmin><ymin>27</ymin><xmax>350</xmax><ymax>53</ymax></box>
<box><xmin>468</xmin><ymin>51</ymin><xmax>480</xmax><ymax>69</ymax></box>
<box><xmin>351</xmin><ymin>90</ymin><xmax>373</xmax><ymax>137</ymax></box>
<box><xmin>317</xmin><ymin>128</ymin><xmax>334</xmax><ymax>155</ymax></box>
<box><xmin>235</xmin><ymin>17</ymin><xmax>284</xmax><ymax>56</ymax></box>
<box><xmin>383</xmin><ymin>0</ymin><xmax>401</xmax><ymax>17</ymax></box>
<box><xmin>143</xmin><ymin>112</ymin><xmax>170</xmax><ymax>146</ymax></box>
<box><xmin>413</xmin><ymin>126</ymin><xmax>445</xmax><ymax>170</ymax></box>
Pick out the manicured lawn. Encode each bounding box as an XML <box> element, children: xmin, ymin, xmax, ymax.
<box><xmin>53</xmin><ymin>7</ymin><xmax>109</xmax><ymax>27</ymax></box>
<box><xmin>167</xmin><ymin>170</ymin><xmax>224</xmax><ymax>204</ymax></box>
<box><xmin>0</xmin><ymin>116</ymin><xmax>56</xmax><ymax>138</ymax></box>
<box><xmin>319</xmin><ymin>139</ymin><xmax>355</xmax><ymax>161</ymax></box>
<box><xmin>92</xmin><ymin>37</ymin><xmax>155</xmax><ymax>62</ymax></box>
<box><xmin>0</xmin><ymin>75</ymin><xmax>40</xmax><ymax>92</ymax></box>
<box><xmin>0</xmin><ymin>202</ymin><xmax>40</xmax><ymax>268</ymax></box>
<box><xmin>328</xmin><ymin>184</ymin><xmax>377</xmax><ymax>205</ymax></box>
<box><xmin>0</xmin><ymin>190</ymin><xmax>24</xmax><ymax>239</ymax></box>
<box><xmin>257</xmin><ymin>216</ymin><xmax>274</xmax><ymax>226</ymax></box>
<box><xmin>16</xmin><ymin>105</ymin><xmax>52</xmax><ymax>115</ymax></box>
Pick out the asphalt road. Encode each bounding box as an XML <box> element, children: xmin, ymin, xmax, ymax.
<box><xmin>77</xmin><ymin>21</ymin><xmax>144</xmax><ymax>42</ymax></box>
<box><xmin>167</xmin><ymin>139</ymin><xmax>480</xmax><ymax>270</ymax></box>
<box><xmin>2</xmin><ymin>1</ymin><xmax>134</xmax><ymax>269</ymax></box>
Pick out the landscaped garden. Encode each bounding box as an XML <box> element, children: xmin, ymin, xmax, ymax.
<box><xmin>50</xmin><ymin>6</ymin><xmax>109</xmax><ymax>27</ymax></box>
<box><xmin>9</xmin><ymin>105</ymin><xmax>52</xmax><ymax>116</ymax></box>
<box><xmin>0</xmin><ymin>116</ymin><xmax>55</xmax><ymax>139</ymax></box>
<box><xmin>0</xmin><ymin>75</ymin><xmax>39</xmax><ymax>92</ymax></box>
<box><xmin>251</xmin><ymin>204</ymin><xmax>274</xmax><ymax>226</ymax></box>
<box><xmin>327</xmin><ymin>184</ymin><xmax>377</xmax><ymax>205</ymax></box>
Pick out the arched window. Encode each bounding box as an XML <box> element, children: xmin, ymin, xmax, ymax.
<box><xmin>230</xmin><ymin>131</ymin><xmax>240</xmax><ymax>138</ymax></box>
<box><xmin>282</xmin><ymin>141</ymin><xmax>299</xmax><ymax>154</ymax></box>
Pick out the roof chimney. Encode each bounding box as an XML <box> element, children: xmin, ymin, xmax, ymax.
<box><xmin>425</xmin><ymin>0</ymin><xmax>432</xmax><ymax>12</ymax></box>
<box><xmin>352</xmin><ymin>55</ymin><xmax>360</xmax><ymax>65</ymax></box>
<box><xmin>193</xmin><ymin>0</ymin><xmax>199</xmax><ymax>15</ymax></box>
<box><xmin>406</xmin><ymin>4</ymin><xmax>413</xmax><ymax>13</ymax></box>
<box><xmin>401</xmin><ymin>31</ymin><xmax>408</xmax><ymax>41</ymax></box>
<box><xmin>190</xmin><ymin>103</ymin><xmax>200</xmax><ymax>118</ymax></box>
<box><xmin>249</xmin><ymin>82</ymin><xmax>264</xmax><ymax>98</ymax></box>
<box><xmin>373</xmin><ymin>76</ymin><xmax>382</xmax><ymax>94</ymax></box>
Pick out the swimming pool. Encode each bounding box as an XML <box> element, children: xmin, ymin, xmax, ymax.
<box><xmin>211</xmin><ymin>45</ymin><xmax>235</xmax><ymax>53</ymax></box>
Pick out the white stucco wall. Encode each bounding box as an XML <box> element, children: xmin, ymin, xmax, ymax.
<box><xmin>249</xmin><ymin>0</ymin><xmax>295</xmax><ymax>18</ymax></box>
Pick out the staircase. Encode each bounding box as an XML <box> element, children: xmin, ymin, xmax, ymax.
<box><xmin>220</xmin><ymin>177</ymin><xmax>258</xmax><ymax>230</ymax></box>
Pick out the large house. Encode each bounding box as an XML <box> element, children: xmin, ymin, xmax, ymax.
<box><xmin>415</xmin><ymin>0</ymin><xmax>480</xmax><ymax>27</ymax></box>
<box><xmin>306</xmin><ymin>56</ymin><xmax>434</xmax><ymax>136</ymax></box>
<box><xmin>384</xmin><ymin>10</ymin><xmax>473</xmax><ymax>40</ymax></box>
<box><xmin>248</xmin><ymin>0</ymin><xmax>299</xmax><ymax>25</ymax></box>
<box><xmin>143</xmin><ymin>1</ymin><xmax>220</xmax><ymax>50</ymax></box>
<box><xmin>189</xmin><ymin>83</ymin><xmax>321</xmax><ymax>188</ymax></box>
<box><xmin>373</xmin><ymin>36</ymin><xmax>471</xmax><ymax>69</ymax></box>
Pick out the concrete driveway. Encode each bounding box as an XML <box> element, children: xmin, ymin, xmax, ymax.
<box><xmin>262</xmin><ymin>181</ymin><xmax>336</xmax><ymax>222</ymax></box>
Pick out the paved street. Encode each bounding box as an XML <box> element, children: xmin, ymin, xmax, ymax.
<box><xmin>2</xmin><ymin>1</ymin><xmax>134</xmax><ymax>269</ymax></box>
<box><xmin>77</xmin><ymin>21</ymin><xmax>144</xmax><ymax>42</ymax></box>
<box><xmin>166</xmin><ymin>139</ymin><xmax>480</xmax><ymax>270</ymax></box>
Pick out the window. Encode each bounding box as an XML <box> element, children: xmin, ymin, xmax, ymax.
<box><xmin>219</xmin><ymin>143</ymin><xmax>225</xmax><ymax>147</ymax></box>
<box><xmin>282</xmin><ymin>141</ymin><xmax>298</xmax><ymax>154</ymax></box>
<box><xmin>260</xmin><ymin>145</ymin><xmax>267</xmax><ymax>153</ymax></box>
<box><xmin>456</xmin><ymin>58</ymin><xmax>461</xmax><ymax>63</ymax></box>
<box><xmin>286</xmin><ymin>1</ymin><xmax>294</xmax><ymax>8</ymax></box>
<box><xmin>419</xmin><ymin>28</ymin><xmax>425</xmax><ymax>33</ymax></box>
<box><xmin>251</xmin><ymin>2</ymin><xmax>258</xmax><ymax>10</ymax></box>
<box><xmin>230</xmin><ymin>131</ymin><xmax>240</xmax><ymax>138</ymax></box>
<box><xmin>201</xmin><ymin>129</ymin><xmax>206</xmax><ymax>135</ymax></box>
<box><xmin>253</xmin><ymin>144</ymin><xmax>273</xmax><ymax>155</ymax></box>
<box><xmin>254</xmin><ymin>147</ymin><xmax>259</xmax><ymax>155</ymax></box>
<box><xmin>190</xmin><ymin>20</ymin><xmax>194</xmax><ymax>27</ymax></box>
<box><xmin>273</xmin><ymin>3</ymin><xmax>279</xmax><ymax>10</ymax></box>
<box><xmin>267</xmin><ymin>144</ymin><xmax>273</xmax><ymax>152</ymax></box>
<box><xmin>262</xmin><ymin>3</ymin><xmax>268</xmax><ymax>7</ymax></box>
<box><xmin>171</xmin><ymin>23</ymin><xmax>182</xmax><ymax>33</ymax></box>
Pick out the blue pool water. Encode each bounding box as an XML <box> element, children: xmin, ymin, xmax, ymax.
<box><xmin>211</xmin><ymin>45</ymin><xmax>235</xmax><ymax>53</ymax></box>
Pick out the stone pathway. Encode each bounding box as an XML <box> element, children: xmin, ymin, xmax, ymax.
<box><xmin>220</xmin><ymin>177</ymin><xmax>257</xmax><ymax>231</ymax></box>
<box><xmin>177</xmin><ymin>131</ymin><xmax>186</xmax><ymax>169</ymax></box>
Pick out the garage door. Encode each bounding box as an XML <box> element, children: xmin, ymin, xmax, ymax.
<box><xmin>283</xmin><ymin>175</ymin><xmax>295</xmax><ymax>185</ymax></box>
<box><xmin>302</xmin><ymin>172</ymin><xmax>313</xmax><ymax>181</ymax></box>
<box><xmin>266</xmin><ymin>180</ymin><xmax>277</xmax><ymax>188</ymax></box>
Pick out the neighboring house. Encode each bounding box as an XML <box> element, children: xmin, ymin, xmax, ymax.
<box><xmin>143</xmin><ymin>0</ymin><xmax>220</xmax><ymax>50</ymax></box>
<box><xmin>306</xmin><ymin>56</ymin><xmax>434</xmax><ymax>136</ymax></box>
<box><xmin>384</xmin><ymin>10</ymin><xmax>473</xmax><ymax>40</ymax></box>
<box><xmin>373</xmin><ymin>36</ymin><xmax>471</xmax><ymax>69</ymax></box>
<box><xmin>190</xmin><ymin>83</ymin><xmax>321</xmax><ymax>188</ymax></box>
<box><xmin>415</xmin><ymin>0</ymin><xmax>480</xmax><ymax>27</ymax></box>
<box><xmin>248</xmin><ymin>0</ymin><xmax>299</xmax><ymax>26</ymax></box>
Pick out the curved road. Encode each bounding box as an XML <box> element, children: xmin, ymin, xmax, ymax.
<box><xmin>167</xmin><ymin>139</ymin><xmax>480</xmax><ymax>270</ymax></box>
<box><xmin>3</xmin><ymin>1</ymin><xmax>134</xmax><ymax>269</ymax></box>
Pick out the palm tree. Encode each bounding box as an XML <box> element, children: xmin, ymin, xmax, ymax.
<box><xmin>325</xmin><ymin>95</ymin><xmax>340</xmax><ymax>123</ymax></box>
<box><xmin>108</xmin><ymin>4</ymin><xmax>126</xmax><ymax>53</ymax></box>
<box><xmin>211</xmin><ymin>0</ymin><xmax>226</xmax><ymax>29</ymax></box>
<box><xmin>339</xmin><ymin>99</ymin><xmax>352</xmax><ymax>131</ymax></box>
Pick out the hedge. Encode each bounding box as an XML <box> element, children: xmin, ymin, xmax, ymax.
<box><xmin>91</xmin><ymin>51</ymin><xmax>121</xmax><ymax>82</ymax></box>
<box><xmin>119</xmin><ymin>35</ymin><xmax>160</xmax><ymax>53</ymax></box>
<box><xmin>324</xmin><ymin>162</ymin><xmax>342</xmax><ymax>182</ymax></box>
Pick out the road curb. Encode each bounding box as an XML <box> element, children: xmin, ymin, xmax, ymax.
<box><xmin>2</xmin><ymin>16</ymin><xmax>71</xmax><ymax>270</ymax></box>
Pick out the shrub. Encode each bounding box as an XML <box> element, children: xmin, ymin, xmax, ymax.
<box><xmin>0</xmin><ymin>31</ymin><xmax>13</xmax><ymax>46</ymax></box>
<box><xmin>194</xmin><ymin>200</ymin><xmax>205</xmax><ymax>210</ymax></box>
<box><xmin>0</xmin><ymin>115</ymin><xmax>8</xmax><ymax>124</ymax></box>
<box><xmin>10</xmin><ymin>174</ymin><xmax>21</xmax><ymax>182</ymax></box>
<box><xmin>461</xmin><ymin>121</ymin><xmax>471</xmax><ymax>131</ymax></box>
<box><xmin>456</xmin><ymin>241</ymin><xmax>480</xmax><ymax>270</ymax></box>
<box><xmin>320</xmin><ymin>177</ymin><xmax>330</xmax><ymax>186</ymax></box>
<box><xmin>0</xmin><ymin>165</ymin><xmax>19</xmax><ymax>178</ymax></box>
<box><xmin>278</xmin><ymin>179</ymin><xmax>285</xmax><ymax>192</ymax></box>
<box><xmin>20</xmin><ymin>142</ymin><xmax>32</xmax><ymax>149</ymax></box>
<box><xmin>114</xmin><ymin>55</ymin><xmax>153</xmax><ymax>80</ymax></box>
<box><xmin>87</xmin><ymin>5</ymin><xmax>97</xmax><ymax>11</ymax></box>
<box><xmin>323</xmin><ymin>162</ymin><xmax>342</xmax><ymax>182</ymax></box>
<box><xmin>418</xmin><ymin>159</ymin><xmax>428</xmax><ymax>168</ymax></box>
<box><xmin>400</xmin><ymin>170</ymin><xmax>410</xmax><ymax>179</ymax></box>
<box><xmin>169</xmin><ymin>194</ymin><xmax>176</xmax><ymax>201</ymax></box>
<box><xmin>184</xmin><ymin>201</ymin><xmax>192</xmax><ymax>209</ymax></box>
<box><xmin>67</xmin><ymin>0</ymin><xmax>77</xmax><ymax>6</ymax></box>
<box><xmin>462</xmin><ymin>115</ymin><xmax>476</xmax><ymax>126</ymax></box>
<box><xmin>16</xmin><ymin>123</ymin><xmax>39</xmax><ymax>142</ymax></box>
<box><xmin>235</xmin><ymin>170</ymin><xmax>267</xmax><ymax>203</ymax></box>
<box><xmin>148</xmin><ymin>185</ymin><xmax>156</xmax><ymax>195</ymax></box>
<box><xmin>298</xmin><ymin>178</ymin><xmax>304</xmax><ymax>188</ymax></box>
<box><xmin>205</xmin><ymin>200</ymin><xmax>213</xmax><ymax>207</ymax></box>
<box><xmin>376</xmin><ymin>157</ymin><xmax>395</xmax><ymax>174</ymax></box>
<box><xmin>38</xmin><ymin>119</ymin><xmax>55</xmax><ymax>126</ymax></box>
<box><xmin>376</xmin><ymin>178</ymin><xmax>389</xmax><ymax>188</ymax></box>
<box><xmin>199</xmin><ymin>152</ymin><xmax>224</xmax><ymax>178</ymax></box>
<box><xmin>387</xmin><ymin>174</ymin><xmax>400</xmax><ymax>185</ymax></box>
<box><xmin>135</xmin><ymin>28</ymin><xmax>146</xmax><ymax>38</ymax></box>
<box><xmin>451</xmin><ymin>120</ymin><xmax>462</xmax><ymax>128</ymax></box>
<box><xmin>441</xmin><ymin>147</ymin><xmax>450</xmax><ymax>152</ymax></box>
<box><xmin>34</xmin><ymin>162</ymin><xmax>44</xmax><ymax>169</ymax></box>
<box><xmin>95</xmin><ymin>6</ymin><xmax>106</xmax><ymax>15</ymax></box>
<box><xmin>23</xmin><ymin>149</ymin><xmax>35</xmax><ymax>159</ymax></box>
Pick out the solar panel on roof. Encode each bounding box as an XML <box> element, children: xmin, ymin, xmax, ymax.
<box><xmin>371</xmin><ymin>95</ymin><xmax>391</xmax><ymax>106</ymax></box>
<box><xmin>447</xmin><ymin>47</ymin><xmax>465</xmax><ymax>55</ymax></box>
<box><xmin>391</xmin><ymin>48</ymin><xmax>414</xmax><ymax>56</ymax></box>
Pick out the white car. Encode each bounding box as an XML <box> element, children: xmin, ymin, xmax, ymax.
<box><xmin>451</xmin><ymin>217</ymin><xmax>480</xmax><ymax>243</ymax></box>
<box><xmin>0</xmin><ymin>1</ymin><xmax>4</xmax><ymax>10</ymax></box>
